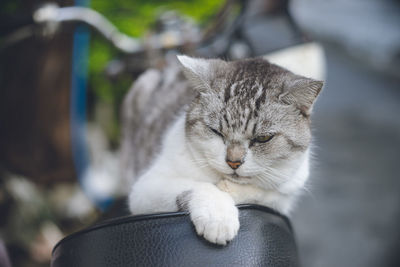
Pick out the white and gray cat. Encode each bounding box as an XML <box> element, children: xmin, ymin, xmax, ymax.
<box><xmin>123</xmin><ymin>55</ymin><xmax>323</xmax><ymax>245</ymax></box>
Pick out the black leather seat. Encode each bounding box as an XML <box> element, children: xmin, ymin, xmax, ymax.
<box><xmin>51</xmin><ymin>205</ymin><xmax>299</xmax><ymax>267</ymax></box>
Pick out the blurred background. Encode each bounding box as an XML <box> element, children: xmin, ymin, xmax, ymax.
<box><xmin>0</xmin><ymin>0</ymin><xmax>399</xmax><ymax>266</ymax></box>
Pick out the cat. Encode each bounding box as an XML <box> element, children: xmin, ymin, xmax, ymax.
<box><xmin>124</xmin><ymin>55</ymin><xmax>323</xmax><ymax>245</ymax></box>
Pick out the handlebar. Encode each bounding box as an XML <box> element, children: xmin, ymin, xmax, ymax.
<box><xmin>33</xmin><ymin>4</ymin><xmax>142</xmax><ymax>54</ymax></box>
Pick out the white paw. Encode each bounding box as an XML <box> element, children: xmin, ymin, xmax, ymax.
<box><xmin>190</xmin><ymin>195</ymin><xmax>239</xmax><ymax>245</ymax></box>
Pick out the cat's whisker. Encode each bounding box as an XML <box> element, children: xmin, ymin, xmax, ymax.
<box><xmin>188</xmin><ymin>159</ymin><xmax>210</xmax><ymax>170</ymax></box>
<box><xmin>262</xmin><ymin>166</ymin><xmax>292</xmax><ymax>182</ymax></box>
<box><xmin>189</xmin><ymin>159</ymin><xmax>209</xmax><ymax>164</ymax></box>
<box><xmin>256</xmin><ymin>167</ymin><xmax>291</xmax><ymax>186</ymax></box>
<box><xmin>301</xmin><ymin>185</ymin><xmax>315</xmax><ymax>199</ymax></box>
<box><xmin>254</xmin><ymin>174</ymin><xmax>280</xmax><ymax>190</ymax></box>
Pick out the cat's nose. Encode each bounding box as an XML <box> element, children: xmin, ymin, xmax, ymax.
<box><xmin>226</xmin><ymin>160</ymin><xmax>242</xmax><ymax>170</ymax></box>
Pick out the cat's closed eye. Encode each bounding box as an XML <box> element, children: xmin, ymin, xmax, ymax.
<box><xmin>209</xmin><ymin>127</ymin><xmax>224</xmax><ymax>138</ymax></box>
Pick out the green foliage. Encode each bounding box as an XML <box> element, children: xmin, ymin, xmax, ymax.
<box><xmin>88</xmin><ymin>0</ymin><xmax>224</xmax><ymax>144</ymax></box>
<box><xmin>91</xmin><ymin>0</ymin><xmax>224</xmax><ymax>37</ymax></box>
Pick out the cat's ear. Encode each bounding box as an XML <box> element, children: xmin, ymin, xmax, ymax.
<box><xmin>177</xmin><ymin>55</ymin><xmax>225</xmax><ymax>93</ymax></box>
<box><xmin>279</xmin><ymin>76</ymin><xmax>323</xmax><ymax>116</ymax></box>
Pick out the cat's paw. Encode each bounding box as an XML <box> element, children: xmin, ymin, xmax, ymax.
<box><xmin>189</xmin><ymin>193</ymin><xmax>239</xmax><ymax>245</ymax></box>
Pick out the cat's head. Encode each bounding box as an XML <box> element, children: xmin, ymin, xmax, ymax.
<box><xmin>178</xmin><ymin>55</ymin><xmax>323</xmax><ymax>189</ymax></box>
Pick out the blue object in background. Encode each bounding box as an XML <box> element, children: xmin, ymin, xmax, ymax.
<box><xmin>70</xmin><ymin>0</ymin><xmax>113</xmax><ymax>210</ymax></box>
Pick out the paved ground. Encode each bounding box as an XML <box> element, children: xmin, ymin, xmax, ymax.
<box><xmin>291</xmin><ymin>44</ymin><xmax>400</xmax><ymax>267</ymax></box>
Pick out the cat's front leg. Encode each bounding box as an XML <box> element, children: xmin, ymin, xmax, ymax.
<box><xmin>178</xmin><ymin>183</ymin><xmax>239</xmax><ymax>245</ymax></box>
<box><xmin>217</xmin><ymin>179</ymin><xmax>261</xmax><ymax>204</ymax></box>
<box><xmin>217</xmin><ymin>179</ymin><xmax>293</xmax><ymax>214</ymax></box>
